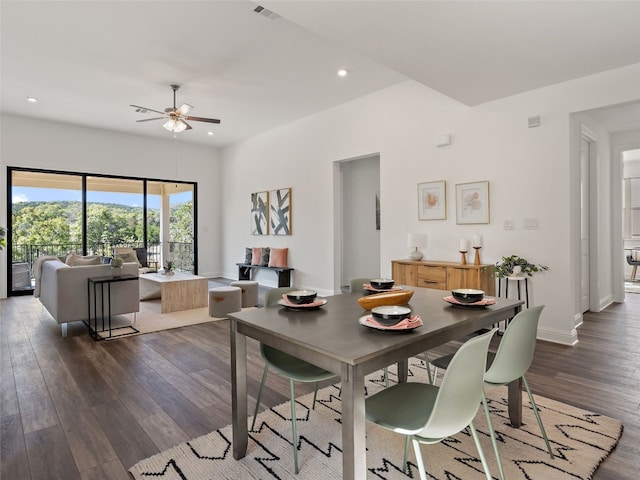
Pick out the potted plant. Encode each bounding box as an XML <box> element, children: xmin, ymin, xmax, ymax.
<box><xmin>494</xmin><ymin>255</ymin><xmax>548</xmax><ymax>278</ymax></box>
<box><xmin>163</xmin><ymin>260</ymin><xmax>174</xmax><ymax>276</ymax></box>
<box><xmin>111</xmin><ymin>256</ymin><xmax>124</xmax><ymax>276</ymax></box>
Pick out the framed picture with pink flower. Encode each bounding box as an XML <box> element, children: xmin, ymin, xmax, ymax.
<box><xmin>417</xmin><ymin>180</ymin><xmax>446</xmax><ymax>220</ymax></box>
<box><xmin>456</xmin><ymin>181</ymin><xmax>490</xmax><ymax>224</ymax></box>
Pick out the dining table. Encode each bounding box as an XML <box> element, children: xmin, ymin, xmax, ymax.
<box><xmin>229</xmin><ymin>286</ymin><xmax>523</xmax><ymax>480</ymax></box>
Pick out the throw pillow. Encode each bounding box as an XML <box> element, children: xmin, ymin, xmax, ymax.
<box><xmin>133</xmin><ymin>248</ymin><xmax>148</xmax><ymax>268</ymax></box>
<box><xmin>119</xmin><ymin>251</ymin><xmax>140</xmax><ymax>266</ymax></box>
<box><xmin>268</xmin><ymin>247</ymin><xmax>288</xmax><ymax>268</ymax></box>
<box><xmin>245</xmin><ymin>247</ymin><xmax>253</xmax><ymax>264</ymax></box>
<box><xmin>260</xmin><ymin>247</ymin><xmax>271</xmax><ymax>266</ymax></box>
<box><xmin>65</xmin><ymin>253</ymin><xmax>102</xmax><ymax>266</ymax></box>
<box><xmin>251</xmin><ymin>247</ymin><xmax>262</xmax><ymax>266</ymax></box>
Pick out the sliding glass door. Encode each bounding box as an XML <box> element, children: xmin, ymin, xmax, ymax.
<box><xmin>6</xmin><ymin>168</ymin><xmax>197</xmax><ymax>296</ymax></box>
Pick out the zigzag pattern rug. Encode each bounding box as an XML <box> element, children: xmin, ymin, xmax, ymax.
<box><xmin>129</xmin><ymin>359</ymin><xmax>622</xmax><ymax>479</ymax></box>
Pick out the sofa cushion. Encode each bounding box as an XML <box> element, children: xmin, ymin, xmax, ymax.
<box><xmin>65</xmin><ymin>253</ymin><xmax>101</xmax><ymax>266</ymax></box>
<box><xmin>268</xmin><ymin>247</ymin><xmax>288</xmax><ymax>268</ymax></box>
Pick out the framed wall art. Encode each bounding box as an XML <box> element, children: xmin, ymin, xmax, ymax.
<box><xmin>270</xmin><ymin>187</ymin><xmax>292</xmax><ymax>235</ymax></box>
<box><xmin>456</xmin><ymin>181</ymin><xmax>490</xmax><ymax>224</ymax></box>
<box><xmin>417</xmin><ymin>180</ymin><xmax>446</xmax><ymax>220</ymax></box>
<box><xmin>250</xmin><ymin>191</ymin><xmax>269</xmax><ymax>235</ymax></box>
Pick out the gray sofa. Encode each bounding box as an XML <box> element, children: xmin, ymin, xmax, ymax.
<box><xmin>36</xmin><ymin>258</ymin><xmax>139</xmax><ymax>336</ymax></box>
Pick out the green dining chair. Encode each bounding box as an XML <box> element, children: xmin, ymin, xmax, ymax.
<box><xmin>365</xmin><ymin>328</ymin><xmax>497</xmax><ymax>480</ymax></box>
<box><xmin>429</xmin><ymin>305</ymin><xmax>552</xmax><ymax>480</ymax></box>
<box><xmin>349</xmin><ymin>277</ymin><xmax>370</xmax><ymax>294</ymax></box>
<box><xmin>251</xmin><ymin>286</ymin><xmax>337</xmax><ymax>474</ymax></box>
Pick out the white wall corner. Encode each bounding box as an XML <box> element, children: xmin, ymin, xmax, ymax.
<box><xmin>538</xmin><ymin>326</ymin><xmax>579</xmax><ymax>346</ymax></box>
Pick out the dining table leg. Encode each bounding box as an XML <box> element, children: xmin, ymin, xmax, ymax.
<box><xmin>508</xmin><ymin>377</ymin><xmax>523</xmax><ymax>427</ymax></box>
<box><xmin>230</xmin><ymin>320</ymin><xmax>248</xmax><ymax>459</ymax></box>
<box><xmin>341</xmin><ymin>363</ymin><xmax>367</xmax><ymax>480</ymax></box>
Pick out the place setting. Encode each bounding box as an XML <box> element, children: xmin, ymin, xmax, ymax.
<box><xmin>362</xmin><ymin>277</ymin><xmax>404</xmax><ymax>294</ymax></box>
<box><xmin>277</xmin><ymin>289</ymin><xmax>328</xmax><ymax>310</ymax></box>
<box><xmin>359</xmin><ymin>305</ymin><xmax>422</xmax><ymax>332</ymax></box>
<box><xmin>443</xmin><ymin>288</ymin><xmax>497</xmax><ymax>308</ymax></box>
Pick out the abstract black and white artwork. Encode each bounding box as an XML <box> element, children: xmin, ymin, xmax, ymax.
<box><xmin>251</xmin><ymin>191</ymin><xmax>269</xmax><ymax>235</ymax></box>
<box><xmin>270</xmin><ymin>188</ymin><xmax>291</xmax><ymax>235</ymax></box>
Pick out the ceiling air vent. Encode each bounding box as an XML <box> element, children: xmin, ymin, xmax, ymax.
<box><xmin>253</xmin><ymin>5</ymin><xmax>279</xmax><ymax>20</ymax></box>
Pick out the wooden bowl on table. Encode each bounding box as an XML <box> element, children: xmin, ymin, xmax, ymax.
<box><xmin>357</xmin><ymin>289</ymin><xmax>414</xmax><ymax>310</ymax></box>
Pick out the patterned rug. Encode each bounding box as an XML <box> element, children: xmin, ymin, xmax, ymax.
<box><xmin>129</xmin><ymin>360</ymin><xmax>623</xmax><ymax>479</ymax></box>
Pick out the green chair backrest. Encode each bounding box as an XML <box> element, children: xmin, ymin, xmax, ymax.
<box><xmin>349</xmin><ymin>278</ymin><xmax>371</xmax><ymax>294</ymax></box>
<box><xmin>484</xmin><ymin>305</ymin><xmax>545</xmax><ymax>385</ymax></box>
<box><xmin>264</xmin><ymin>287</ymin><xmax>296</xmax><ymax>307</ymax></box>
<box><xmin>419</xmin><ymin>328</ymin><xmax>496</xmax><ymax>439</ymax></box>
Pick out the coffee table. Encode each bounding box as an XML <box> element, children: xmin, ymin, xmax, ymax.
<box><xmin>138</xmin><ymin>272</ymin><xmax>208</xmax><ymax>313</ymax></box>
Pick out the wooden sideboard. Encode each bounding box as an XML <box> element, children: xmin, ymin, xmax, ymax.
<box><xmin>391</xmin><ymin>259</ymin><xmax>496</xmax><ymax>295</ymax></box>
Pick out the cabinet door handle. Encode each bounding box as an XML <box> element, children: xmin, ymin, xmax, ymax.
<box><xmin>423</xmin><ymin>280</ymin><xmax>439</xmax><ymax>284</ymax></box>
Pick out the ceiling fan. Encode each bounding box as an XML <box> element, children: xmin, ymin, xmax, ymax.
<box><xmin>130</xmin><ymin>84</ymin><xmax>221</xmax><ymax>133</ymax></box>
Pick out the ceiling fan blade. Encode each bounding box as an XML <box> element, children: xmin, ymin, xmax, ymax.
<box><xmin>185</xmin><ymin>116</ymin><xmax>221</xmax><ymax>124</ymax></box>
<box><xmin>130</xmin><ymin>104</ymin><xmax>168</xmax><ymax>116</ymax></box>
<box><xmin>136</xmin><ymin>117</ymin><xmax>165</xmax><ymax>122</ymax></box>
<box><xmin>176</xmin><ymin>103</ymin><xmax>193</xmax><ymax>116</ymax></box>
<box><xmin>183</xmin><ymin>120</ymin><xmax>193</xmax><ymax>131</ymax></box>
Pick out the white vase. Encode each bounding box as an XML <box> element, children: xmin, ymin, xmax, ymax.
<box><xmin>510</xmin><ymin>266</ymin><xmax>522</xmax><ymax>277</ymax></box>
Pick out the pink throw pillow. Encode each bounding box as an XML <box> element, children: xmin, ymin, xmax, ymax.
<box><xmin>268</xmin><ymin>248</ymin><xmax>288</xmax><ymax>268</ymax></box>
<box><xmin>251</xmin><ymin>247</ymin><xmax>262</xmax><ymax>265</ymax></box>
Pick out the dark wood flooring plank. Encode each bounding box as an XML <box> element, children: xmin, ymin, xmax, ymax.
<box><xmin>91</xmin><ymin>399</ymin><xmax>158</xmax><ymax>471</ymax></box>
<box><xmin>0</xmin><ymin>413</ymin><xmax>31</xmax><ymax>480</ymax></box>
<box><xmin>24</xmin><ymin>425</ymin><xmax>81</xmax><ymax>480</ymax></box>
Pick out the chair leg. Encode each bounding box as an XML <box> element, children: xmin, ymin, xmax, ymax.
<box><xmin>411</xmin><ymin>438</ymin><xmax>428</xmax><ymax>480</ymax></box>
<box><xmin>403</xmin><ymin>436</ymin><xmax>410</xmax><ymax>473</ymax></box>
<box><xmin>632</xmin><ymin>265</ymin><xmax>638</xmax><ymax>280</ymax></box>
<box><xmin>522</xmin><ymin>376</ymin><xmax>554</xmax><ymax>458</ymax></box>
<box><xmin>423</xmin><ymin>352</ymin><xmax>434</xmax><ymax>384</ymax></box>
<box><xmin>250</xmin><ymin>364</ymin><xmax>269</xmax><ymax>431</ymax></box>
<box><xmin>469</xmin><ymin>422</ymin><xmax>493</xmax><ymax>480</ymax></box>
<box><xmin>312</xmin><ymin>382</ymin><xmax>319</xmax><ymax>409</ymax></box>
<box><xmin>481</xmin><ymin>391</ymin><xmax>505</xmax><ymax>480</ymax></box>
<box><xmin>289</xmin><ymin>379</ymin><xmax>299</xmax><ymax>474</ymax></box>
<box><xmin>383</xmin><ymin>367</ymin><xmax>389</xmax><ymax>387</ymax></box>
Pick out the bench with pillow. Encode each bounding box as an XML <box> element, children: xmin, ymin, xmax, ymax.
<box><xmin>236</xmin><ymin>247</ymin><xmax>293</xmax><ymax>287</ymax></box>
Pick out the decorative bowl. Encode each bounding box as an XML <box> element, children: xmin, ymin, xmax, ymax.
<box><xmin>451</xmin><ymin>288</ymin><xmax>484</xmax><ymax>303</ymax></box>
<box><xmin>286</xmin><ymin>290</ymin><xmax>318</xmax><ymax>305</ymax></box>
<box><xmin>370</xmin><ymin>278</ymin><xmax>395</xmax><ymax>290</ymax></box>
<box><xmin>371</xmin><ymin>305</ymin><xmax>412</xmax><ymax>326</ymax></box>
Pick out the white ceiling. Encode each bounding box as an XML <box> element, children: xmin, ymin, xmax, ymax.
<box><xmin>1</xmin><ymin>1</ymin><xmax>639</xmax><ymax>148</ymax></box>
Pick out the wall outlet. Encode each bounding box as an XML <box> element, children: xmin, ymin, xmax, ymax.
<box><xmin>523</xmin><ymin>218</ymin><xmax>539</xmax><ymax>229</ymax></box>
<box><xmin>503</xmin><ymin>219</ymin><xmax>515</xmax><ymax>230</ymax></box>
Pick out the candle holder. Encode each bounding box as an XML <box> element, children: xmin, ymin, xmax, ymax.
<box><xmin>473</xmin><ymin>246</ymin><xmax>482</xmax><ymax>265</ymax></box>
<box><xmin>459</xmin><ymin>250</ymin><xmax>468</xmax><ymax>265</ymax></box>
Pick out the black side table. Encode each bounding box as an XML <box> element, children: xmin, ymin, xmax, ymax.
<box><xmin>87</xmin><ymin>274</ymin><xmax>139</xmax><ymax>340</ymax></box>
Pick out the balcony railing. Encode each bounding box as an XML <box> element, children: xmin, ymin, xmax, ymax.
<box><xmin>11</xmin><ymin>242</ymin><xmax>195</xmax><ymax>290</ymax></box>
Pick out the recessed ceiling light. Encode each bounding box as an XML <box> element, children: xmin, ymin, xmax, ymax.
<box><xmin>26</xmin><ymin>97</ymin><xmax>38</xmax><ymax>103</ymax></box>
<box><xmin>337</xmin><ymin>69</ymin><xmax>348</xmax><ymax>77</ymax></box>
<box><xmin>207</xmin><ymin>131</ymin><xmax>214</xmax><ymax>136</ymax></box>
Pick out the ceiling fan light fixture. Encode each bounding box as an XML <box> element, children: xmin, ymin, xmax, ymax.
<box><xmin>163</xmin><ymin>119</ymin><xmax>177</xmax><ymax>131</ymax></box>
<box><xmin>173</xmin><ymin>119</ymin><xmax>188</xmax><ymax>133</ymax></box>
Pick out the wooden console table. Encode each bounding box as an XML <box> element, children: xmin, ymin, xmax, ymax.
<box><xmin>391</xmin><ymin>259</ymin><xmax>495</xmax><ymax>295</ymax></box>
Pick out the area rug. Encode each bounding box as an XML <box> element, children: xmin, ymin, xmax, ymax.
<box><xmin>96</xmin><ymin>300</ymin><xmax>252</xmax><ymax>340</ymax></box>
<box><xmin>129</xmin><ymin>359</ymin><xmax>623</xmax><ymax>479</ymax></box>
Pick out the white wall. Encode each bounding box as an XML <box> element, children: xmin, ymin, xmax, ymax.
<box><xmin>220</xmin><ymin>63</ymin><xmax>640</xmax><ymax>345</ymax></box>
<box><xmin>0</xmin><ymin>114</ymin><xmax>222</xmax><ymax>297</ymax></box>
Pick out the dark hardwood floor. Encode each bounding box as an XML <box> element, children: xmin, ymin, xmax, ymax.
<box><xmin>1</xmin><ymin>285</ymin><xmax>638</xmax><ymax>479</ymax></box>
